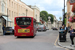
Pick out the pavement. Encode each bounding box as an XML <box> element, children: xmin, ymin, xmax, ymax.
<box><xmin>58</xmin><ymin>33</ymin><xmax>75</xmax><ymax>50</ymax></box>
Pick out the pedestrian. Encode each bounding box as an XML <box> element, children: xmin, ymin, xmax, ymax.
<box><xmin>59</xmin><ymin>25</ymin><xmax>66</xmax><ymax>42</ymax></box>
<box><xmin>2</xmin><ymin>24</ymin><xmax>6</xmax><ymax>35</ymax></box>
<box><xmin>68</xmin><ymin>25</ymin><xmax>71</xmax><ymax>33</ymax></box>
<box><xmin>62</xmin><ymin>25</ymin><xmax>67</xmax><ymax>41</ymax></box>
<box><xmin>70</xmin><ymin>26</ymin><xmax>75</xmax><ymax>47</ymax></box>
<box><xmin>60</xmin><ymin>25</ymin><xmax>65</xmax><ymax>33</ymax></box>
<box><xmin>62</xmin><ymin>25</ymin><xmax>68</xmax><ymax>35</ymax></box>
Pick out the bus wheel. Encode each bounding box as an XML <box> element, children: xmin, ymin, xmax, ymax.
<box><xmin>32</xmin><ymin>36</ymin><xmax>34</xmax><ymax>38</ymax></box>
<box><xmin>17</xmin><ymin>36</ymin><xmax>19</xmax><ymax>38</ymax></box>
<box><xmin>35</xmin><ymin>34</ymin><xmax>36</xmax><ymax>36</ymax></box>
<box><xmin>31</xmin><ymin>35</ymin><xmax>35</xmax><ymax>38</ymax></box>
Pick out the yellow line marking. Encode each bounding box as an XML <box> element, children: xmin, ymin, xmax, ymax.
<box><xmin>54</xmin><ymin>35</ymin><xmax>69</xmax><ymax>50</ymax></box>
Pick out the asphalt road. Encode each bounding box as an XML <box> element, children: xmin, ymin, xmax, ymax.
<box><xmin>0</xmin><ymin>30</ymin><xmax>69</xmax><ymax>50</ymax></box>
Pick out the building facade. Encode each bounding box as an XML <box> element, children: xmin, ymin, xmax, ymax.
<box><xmin>58</xmin><ymin>21</ymin><xmax>62</xmax><ymax>29</ymax></box>
<box><xmin>7</xmin><ymin>0</ymin><xmax>34</xmax><ymax>27</ymax></box>
<box><xmin>66</xmin><ymin>0</ymin><xmax>75</xmax><ymax>28</ymax></box>
<box><xmin>28</xmin><ymin>5</ymin><xmax>40</xmax><ymax>22</ymax></box>
<box><xmin>52</xmin><ymin>16</ymin><xmax>58</xmax><ymax>28</ymax></box>
<box><xmin>0</xmin><ymin>0</ymin><xmax>40</xmax><ymax>35</ymax></box>
<box><xmin>0</xmin><ymin>0</ymin><xmax>7</xmax><ymax>35</ymax></box>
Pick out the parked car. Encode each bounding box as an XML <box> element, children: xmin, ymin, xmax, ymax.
<box><xmin>52</xmin><ymin>28</ymin><xmax>58</xmax><ymax>30</ymax></box>
<box><xmin>4</xmin><ymin>27</ymin><xmax>14</xmax><ymax>35</ymax></box>
<box><xmin>46</xmin><ymin>27</ymin><xmax>49</xmax><ymax>30</ymax></box>
<box><xmin>36</xmin><ymin>27</ymin><xmax>38</xmax><ymax>31</ymax></box>
<box><xmin>37</xmin><ymin>25</ymin><xmax>46</xmax><ymax>31</ymax></box>
<box><xmin>12</xmin><ymin>26</ymin><xmax>14</xmax><ymax>34</ymax></box>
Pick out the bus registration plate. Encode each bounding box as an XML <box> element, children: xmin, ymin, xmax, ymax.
<box><xmin>18</xmin><ymin>29</ymin><xmax>30</xmax><ymax>33</ymax></box>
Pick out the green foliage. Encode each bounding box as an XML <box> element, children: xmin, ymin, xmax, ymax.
<box><xmin>48</xmin><ymin>14</ymin><xmax>54</xmax><ymax>24</ymax></box>
<box><xmin>40</xmin><ymin>11</ymin><xmax>48</xmax><ymax>22</ymax></box>
<box><xmin>40</xmin><ymin>11</ymin><xmax>54</xmax><ymax>23</ymax></box>
<box><xmin>65</xmin><ymin>18</ymin><xmax>66</xmax><ymax>25</ymax></box>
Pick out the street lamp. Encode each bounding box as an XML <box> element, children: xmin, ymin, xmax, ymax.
<box><xmin>26</xmin><ymin>9</ymin><xmax>28</xmax><ymax>17</ymax></box>
<box><xmin>48</xmin><ymin>16</ymin><xmax>51</xmax><ymax>22</ymax></box>
<box><xmin>62</xmin><ymin>0</ymin><xmax>65</xmax><ymax>26</ymax></box>
<box><xmin>59</xmin><ymin>17</ymin><xmax>62</xmax><ymax>21</ymax></box>
<box><xmin>7</xmin><ymin>8</ymin><xmax>8</xmax><ymax>27</ymax></box>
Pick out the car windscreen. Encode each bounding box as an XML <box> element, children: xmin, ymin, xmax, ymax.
<box><xmin>16</xmin><ymin>17</ymin><xmax>32</xmax><ymax>25</ymax></box>
<box><xmin>5</xmin><ymin>27</ymin><xmax>12</xmax><ymax>30</ymax></box>
<box><xmin>39</xmin><ymin>25</ymin><xmax>44</xmax><ymax>27</ymax></box>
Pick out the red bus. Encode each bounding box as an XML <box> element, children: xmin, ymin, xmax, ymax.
<box><xmin>14</xmin><ymin>16</ymin><xmax>37</xmax><ymax>37</ymax></box>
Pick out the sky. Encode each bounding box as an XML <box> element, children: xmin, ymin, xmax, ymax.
<box><xmin>21</xmin><ymin>0</ymin><xmax>67</xmax><ymax>21</ymax></box>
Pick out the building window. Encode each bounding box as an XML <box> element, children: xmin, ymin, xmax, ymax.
<box><xmin>16</xmin><ymin>4</ymin><xmax>17</xmax><ymax>9</ymax></box>
<box><xmin>36</xmin><ymin>15</ymin><xmax>37</xmax><ymax>20</ymax></box>
<box><xmin>12</xmin><ymin>2</ymin><xmax>13</xmax><ymax>7</ymax></box>
<box><xmin>13</xmin><ymin>12</ymin><xmax>14</xmax><ymax>17</ymax></box>
<box><xmin>14</xmin><ymin>4</ymin><xmax>16</xmax><ymax>9</ymax></box>
<box><xmin>15</xmin><ymin>4</ymin><xmax>17</xmax><ymax>9</ymax></box>
<box><xmin>13</xmin><ymin>3</ymin><xmax>15</xmax><ymax>8</ymax></box>
<box><xmin>14</xmin><ymin>12</ymin><xmax>15</xmax><ymax>17</ymax></box>
<box><xmin>2</xmin><ymin>4</ymin><xmax>4</xmax><ymax>13</ymax></box>
<box><xmin>10</xmin><ymin>11</ymin><xmax>11</xmax><ymax>17</ymax></box>
<box><xmin>9</xmin><ymin>10</ymin><xmax>10</xmax><ymax>16</ymax></box>
<box><xmin>9</xmin><ymin>0</ymin><xmax>10</xmax><ymax>6</ymax></box>
<box><xmin>12</xmin><ymin>11</ymin><xmax>13</xmax><ymax>17</ymax></box>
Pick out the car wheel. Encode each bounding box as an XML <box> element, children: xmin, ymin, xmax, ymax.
<box><xmin>38</xmin><ymin>30</ymin><xmax>41</xmax><ymax>32</ymax></box>
<box><xmin>4</xmin><ymin>33</ymin><xmax>6</xmax><ymax>35</ymax></box>
<box><xmin>13</xmin><ymin>31</ymin><xmax>14</xmax><ymax>35</ymax></box>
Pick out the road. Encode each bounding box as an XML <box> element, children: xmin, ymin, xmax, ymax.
<box><xmin>0</xmin><ymin>30</ymin><xmax>69</xmax><ymax>50</ymax></box>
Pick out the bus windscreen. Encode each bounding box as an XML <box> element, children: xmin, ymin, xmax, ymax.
<box><xmin>16</xmin><ymin>17</ymin><xmax>31</xmax><ymax>26</ymax></box>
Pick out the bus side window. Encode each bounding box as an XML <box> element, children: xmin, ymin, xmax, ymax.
<box><xmin>34</xmin><ymin>21</ymin><xmax>36</xmax><ymax>27</ymax></box>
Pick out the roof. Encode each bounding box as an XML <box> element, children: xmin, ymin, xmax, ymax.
<box><xmin>14</xmin><ymin>16</ymin><xmax>36</xmax><ymax>20</ymax></box>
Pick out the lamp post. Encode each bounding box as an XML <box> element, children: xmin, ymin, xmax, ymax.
<box><xmin>48</xmin><ymin>16</ymin><xmax>51</xmax><ymax>22</ymax></box>
<box><xmin>7</xmin><ymin>8</ymin><xmax>8</xmax><ymax>27</ymax></box>
<box><xmin>48</xmin><ymin>16</ymin><xmax>51</xmax><ymax>29</ymax></box>
<box><xmin>62</xmin><ymin>0</ymin><xmax>65</xmax><ymax>26</ymax></box>
<box><xmin>26</xmin><ymin>9</ymin><xmax>28</xmax><ymax>17</ymax></box>
<box><xmin>59</xmin><ymin>17</ymin><xmax>62</xmax><ymax>21</ymax></box>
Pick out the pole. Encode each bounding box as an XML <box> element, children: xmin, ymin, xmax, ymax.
<box><xmin>26</xmin><ymin>9</ymin><xmax>28</xmax><ymax>17</ymax></box>
<box><xmin>7</xmin><ymin>8</ymin><xmax>8</xmax><ymax>27</ymax></box>
<box><xmin>63</xmin><ymin>0</ymin><xmax>65</xmax><ymax>26</ymax></box>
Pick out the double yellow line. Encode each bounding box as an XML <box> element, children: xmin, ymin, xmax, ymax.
<box><xmin>54</xmin><ymin>35</ymin><xmax>68</xmax><ymax>50</ymax></box>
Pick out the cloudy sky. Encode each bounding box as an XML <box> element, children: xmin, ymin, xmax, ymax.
<box><xmin>21</xmin><ymin>0</ymin><xmax>67</xmax><ymax>21</ymax></box>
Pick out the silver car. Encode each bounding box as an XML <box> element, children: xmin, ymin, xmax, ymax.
<box><xmin>37</xmin><ymin>25</ymin><xmax>46</xmax><ymax>31</ymax></box>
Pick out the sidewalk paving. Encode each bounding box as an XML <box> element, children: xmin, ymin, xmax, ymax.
<box><xmin>58</xmin><ymin>33</ymin><xmax>75</xmax><ymax>49</ymax></box>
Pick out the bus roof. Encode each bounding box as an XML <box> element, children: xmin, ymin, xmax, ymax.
<box><xmin>15</xmin><ymin>16</ymin><xmax>36</xmax><ymax>20</ymax></box>
<box><xmin>15</xmin><ymin>16</ymin><xmax>33</xmax><ymax>18</ymax></box>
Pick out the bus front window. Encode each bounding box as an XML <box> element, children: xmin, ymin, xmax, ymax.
<box><xmin>16</xmin><ymin>17</ymin><xmax>31</xmax><ymax>26</ymax></box>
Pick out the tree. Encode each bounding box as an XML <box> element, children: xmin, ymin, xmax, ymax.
<box><xmin>48</xmin><ymin>14</ymin><xmax>54</xmax><ymax>24</ymax></box>
<box><xmin>40</xmin><ymin>11</ymin><xmax>48</xmax><ymax>22</ymax></box>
